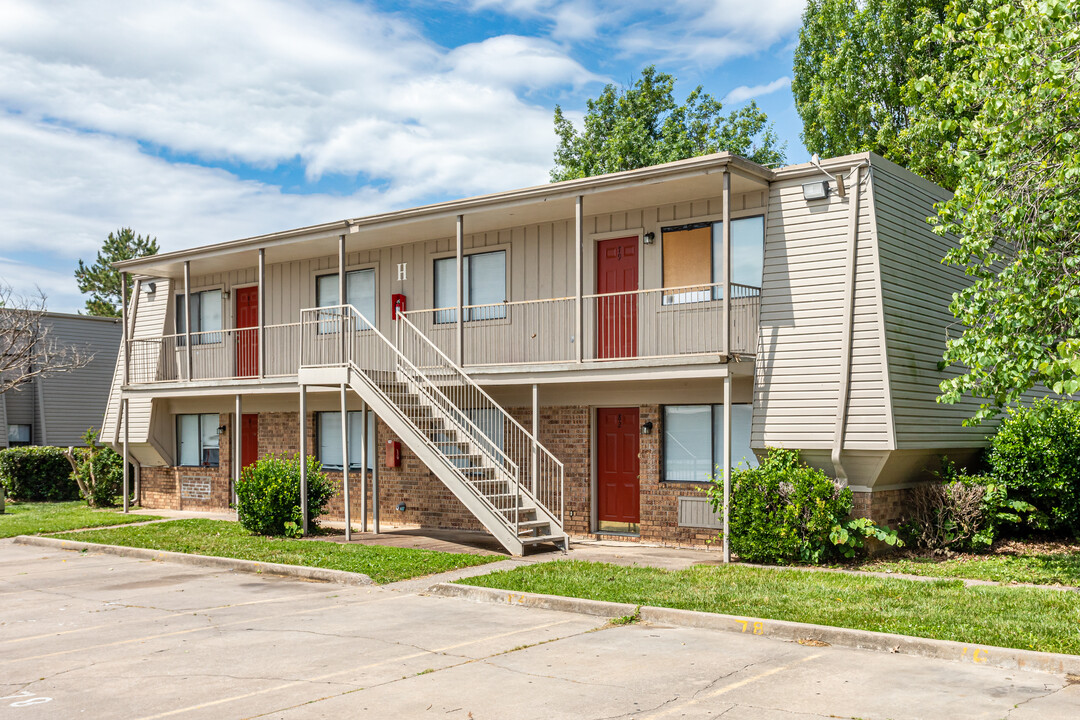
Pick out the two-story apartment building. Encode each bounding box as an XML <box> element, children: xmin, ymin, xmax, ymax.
<box><xmin>102</xmin><ymin>151</ymin><xmax>994</xmax><ymax>554</ymax></box>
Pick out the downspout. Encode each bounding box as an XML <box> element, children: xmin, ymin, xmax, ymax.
<box><xmin>831</xmin><ymin>165</ymin><xmax>863</xmax><ymax>484</ymax></box>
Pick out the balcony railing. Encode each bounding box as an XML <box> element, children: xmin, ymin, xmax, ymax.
<box><xmin>402</xmin><ymin>283</ymin><xmax>760</xmax><ymax>367</ymax></box>
<box><xmin>124</xmin><ymin>284</ymin><xmax>759</xmax><ymax>385</ymax></box>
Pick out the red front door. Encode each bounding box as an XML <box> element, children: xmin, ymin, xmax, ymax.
<box><xmin>241</xmin><ymin>413</ymin><xmax>259</xmax><ymax>470</ymax></box>
<box><xmin>596</xmin><ymin>236</ymin><xmax>638</xmax><ymax>359</ymax></box>
<box><xmin>597</xmin><ymin>407</ymin><xmax>640</xmax><ymax>526</ymax></box>
<box><xmin>235</xmin><ymin>286</ymin><xmax>258</xmax><ymax>377</ymax></box>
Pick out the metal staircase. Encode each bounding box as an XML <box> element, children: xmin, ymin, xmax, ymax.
<box><xmin>298</xmin><ymin>305</ymin><xmax>566</xmax><ymax>555</ymax></box>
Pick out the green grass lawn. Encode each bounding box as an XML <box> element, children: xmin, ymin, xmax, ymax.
<box><xmin>458</xmin><ymin>560</ymin><xmax>1080</xmax><ymax>655</ymax></box>
<box><xmin>857</xmin><ymin>548</ymin><xmax>1080</xmax><ymax>587</ymax></box>
<box><xmin>0</xmin><ymin>501</ymin><xmax>161</xmax><ymax>538</ymax></box>
<box><xmin>58</xmin><ymin>518</ymin><xmax>502</xmax><ymax>584</ymax></box>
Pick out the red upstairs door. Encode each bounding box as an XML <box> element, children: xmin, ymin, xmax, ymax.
<box><xmin>241</xmin><ymin>413</ymin><xmax>259</xmax><ymax>470</ymax></box>
<box><xmin>235</xmin><ymin>286</ymin><xmax>258</xmax><ymax>377</ymax></box>
<box><xmin>596</xmin><ymin>236</ymin><xmax>638</xmax><ymax>359</ymax></box>
<box><xmin>596</xmin><ymin>407</ymin><xmax>640</xmax><ymax>529</ymax></box>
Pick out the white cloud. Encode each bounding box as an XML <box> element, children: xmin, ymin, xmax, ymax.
<box><xmin>723</xmin><ymin>76</ymin><xmax>792</xmax><ymax>106</ymax></box>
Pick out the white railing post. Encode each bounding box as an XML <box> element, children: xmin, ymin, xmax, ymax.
<box><xmin>456</xmin><ymin>214</ymin><xmax>464</xmax><ymax>367</ymax></box>
<box><xmin>341</xmin><ymin>383</ymin><xmax>351</xmax><ymax>542</ymax></box>
<box><xmin>575</xmin><ymin>195</ymin><xmax>583</xmax><ymax>363</ymax></box>
<box><xmin>258</xmin><ymin>248</ymin><xmax>265</xmax><ymax>378</ymax></box>
<box><xmin>299</xmin><ymin>385</ymin><xmax>309</xmax><ymax>537</ymax></box>
<box><xmin>723</xmin><ymin>373</ymin><xmax>732</xmax><ymax>563</ymax></box>
<box><xmin>531</xmin><ymin>383</ymin><xmax>538</xmax><ymax>495</ymax></box>
<box><xmin>183</xmin><ymin>261</ymin><xmax>193</xmax><ymax>381</ymax></box>
<box><xmin>121</xmin><ymin>271</ymin><xmax>129</xmax><ymax>387</ymax></box>
<box><xmin>722</xmin><ymin>170</ymin><xmax>731</xmax><ymax>358</ymax></box>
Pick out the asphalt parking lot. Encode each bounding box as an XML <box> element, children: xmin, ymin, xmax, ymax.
<box><xmin>2</xmin><ymin>540</ymin><xmax>1077</xmax><ymax>719</ymax></box>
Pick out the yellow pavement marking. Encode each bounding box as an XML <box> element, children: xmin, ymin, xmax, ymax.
<box><xmin>641</xmin><ymin>653</ymin><xmax>825</xmax><ymax>719</ymax></box>
<box><xmin>135</xmin><ymin>619</ymin><xmax>581</xmax><ymax>720</ymax></box>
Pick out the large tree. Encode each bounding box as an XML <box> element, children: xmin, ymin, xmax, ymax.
<box><xmin>0</xmin><ymin>285</ymin><xmax>91</xmax><ymax>394</ymax></box>
<box><xmin>551</xmin><ymin>66</ymin><xmax>785</xmax><ymax>182</ymax></box>
<box><xmin>792</xmin><ymin>0</ymin><xmax>956</xmax><ymax>188</ymax></box>
<box><xmin>75</xmin><ymin>228</ymin><xmax>159</xmax><ymax>317</ymax></box>
<box><xmin>922</xmin><ymin>0</ymin><xmax>1080</xmax><ymax>423</ymax></box>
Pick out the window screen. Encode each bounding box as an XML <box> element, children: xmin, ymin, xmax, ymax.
<box><xmin>434</xmin><ymin>251</ymin><xmax>507</xmax><ymax>323</ymax></box>
<box><xmin>317</xmin><ymin>269</ymin><xmax>376</xmax><ymax>329</ymax></box>
<box><xmin>663</xmin><ymin>404</ymin><xmax>757</xmax><ymax>482</ymax></box>
<box><xmin>317</xmin><ymin>411</ymin><xmax>376</xmax><ymax>470</ymax></box>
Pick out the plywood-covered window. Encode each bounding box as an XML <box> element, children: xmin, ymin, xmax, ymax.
<box><xmin>662</xmin><ymin>216</ymin><xmax>764</xmax><ymax>303</ymax></box>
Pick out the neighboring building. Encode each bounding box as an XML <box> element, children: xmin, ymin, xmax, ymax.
<box><xmin>2</xmin><ymin>313</ymin><xmax>122</xmax><ymax>448</ymax></box>
<box><xmin>103</xmin><ymin>151</ymin><xmax>1000</xmax><ymax>554</ymax></box>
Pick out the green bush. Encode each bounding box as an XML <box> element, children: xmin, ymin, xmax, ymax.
<box><xmin>986</xmin><ymin>399</ymin><xmax>1080</xmax><ymax>535</ymax></box>
<box><xmin>0</xmin><ymin>446</ymin><xmax>79</xmax><ymax>501</ymax></box>
<box><xmin>68</xmin><ymin>430</ymin><xmax>124</xmax><ymax>508</ymax></box>
<box><xmin>236</xmin><ymin>454</ymin><xmax>333</xmax><ymax>536</ymax></box>
<box><xmin>707</xmin><ymin>448</ymin><xmax>899</xmax><ymax>564</ymax></box>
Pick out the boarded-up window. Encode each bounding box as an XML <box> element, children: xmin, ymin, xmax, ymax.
<box><xmin>662</xmin><ymin>225</ymin><xmax>711</xmax><ymax>302</ymax></box>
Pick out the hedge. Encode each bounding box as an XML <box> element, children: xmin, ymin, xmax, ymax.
<box><xmin>0</xmin><ymin>446</ymin><xmax>80</xmax><ymax>501</ymax></box>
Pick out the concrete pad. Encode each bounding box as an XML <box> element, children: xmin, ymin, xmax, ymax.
<box><xmin>0</xmin><ymin>541</ymin><xmax>1074</xmax><ymax>719</ymax></box>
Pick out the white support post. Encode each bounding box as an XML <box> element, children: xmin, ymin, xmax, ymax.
<box><xmin>257</xmin><ymin>248</ymin><xmax>265</xmax><ymax>378</ymax></box>
<box><xmin>531</xmin><ymin>383</ymin><xmax>539</xmax><ymax>494</ymax></box>
<box><xmin>121</xmin><ymin>272</ymin><xmax>129</xmax><ymax>387</ymax></box>
<box><xmin>234</xmin><ymin>394</ymin><xmax>241</xmax><ymax>518</ymax></box>
<box><xmin>360</xmin><ymin>400</ymin><xmax>368</xmax><ymax>533</ymax></box>
<box><xmin>183</xmin><ymin>261</ymin><xmax>193</xmax><ymax>381</ymax></box>
<box><xmin>722</xmin><ymin>170</ymin><xmax>731</xmax><ymax>358</ymax></box>
<box><xmin>340</xmin><ymin>384</ymin><xmax>351</xmax><ymax>542</ymax></box>
<box><xmin>575</xmin><ymin>196</ymin><xmax>583</xmax><ymax>363</ymax></box>
<box><xmin>122</xmin><ymin>397</ymin><xmax>130</xmax><ymax>513</ymax></box>
<box><xmin>455</xmin><ymin>214</ymin><xmax>464</xmax><ymax>367</ymax></box>
<box><xmin>372</xmin><ymin>412</ymin><xmax>380</xmax><ymax>535</ymax></box>
<box><xmin>723</xmin><ymin>373</ymin><xmax>732</xmax><ymax>563</ymax></box>
<box><xmin>299</xmin><ymin>386</ymin><xmax>309</xmax><ymax>537</ymax></box>
<box><xmin>338</xmin><ymin>234</ymin><xmax>347</xmax><ymax>363</ymax></box>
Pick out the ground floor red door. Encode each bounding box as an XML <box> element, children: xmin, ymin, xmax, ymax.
<box><xmin>597</xmin><ymin>407</ymin><xmax>640</xmax><ymax>527</ymax></box>
<box><xmin>241</xmin><ymin>413</ymin><xmax>258</xmax><ymax>469</ymax></box>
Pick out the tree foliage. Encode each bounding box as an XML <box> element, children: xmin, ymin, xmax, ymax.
<box><xmin>551</xmin><ymin>66</ymin><xmax>785</xmax><ymax>182</ymax></box>
<box><xmin>918</xmin><ymin>0</ymin><xmax>1080</xmax><ymax>422</ymax></box>
<box><xmin>75</xmin><ymin>228</ymin><xmax>159</xmax><ymax>317</ymax></box>
<box><xmin>792</xmin><ymin>0</ymin><xmax>957</xmax><ymax>188</ymax></box>
<box><xmin>0</xmin><ymin>285</ymin><xmax>91</xmax><ymax>394</ymax></box>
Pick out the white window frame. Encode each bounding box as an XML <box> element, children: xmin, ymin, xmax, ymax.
<box><xmin>316</xmin><ymin>410</ymin><xmax>377</xmax><ymax>471</ymax></box>
<box><xmin>661</xmin><ymin>403</ymin><xmax>757</xmax><ymax>483</ymax></box>
<box><xmin>176</xmin><ymin>413</ymin><xmax>220</xmax><ymax>467</ymax></box>
<box><xmin>660</xmin><ymin>214</ymin><xmax>764</xmax><ymax>305</ymax></box>
<box><xmin>315</xmin><ymin>267</ymin><xmax>378</xmax><ymax>330</ymax></box>
<box><xmin>433</xmin><ymin>249</ymin><xmax>508</xmax><ymax>324</ymax></box>
<box><xmin>175</xmin><ymin>289</ymin><xmax>224</xmax><ymax>345</ymax></box>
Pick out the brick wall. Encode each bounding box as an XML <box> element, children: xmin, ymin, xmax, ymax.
<box><xmin>853</xmin><ymin>488</ymin><xmax>913</xmax><ymax>529</ymax></box>
<box><xmin>139</xmin><ymin>413</ymin><xmax>231</xmax><ymax>511</ymax></box>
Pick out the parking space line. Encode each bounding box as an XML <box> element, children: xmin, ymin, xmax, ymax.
<box><xmin>134</xmin><ymin>619</ymin><xmax>581</xmax><ymax>719</ymax></box>
<box><xmin>639</xmin><ymin>653</ymin><xmax>824</xmax><ymax>719</ymax></box>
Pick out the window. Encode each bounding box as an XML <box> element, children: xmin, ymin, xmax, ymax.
<box><xmin>317</xmin><ymin>411</ymin><xmax>376</xmax><ymax>470</ymax></box>
<box><xmin>662</xmin><ymin>404</ymin><xmax>757</xmax><ymax>483</ymax></box>
<box><xmin>433</xmin><ymin>250</ymin><xmax>507</xmax><ymax>323</ymax></box>
<box><xmin>316</xmin><ymin>268</ymin><xmax>376</xmax><ymax>329</ymax></box>
<box><xmin>177</xmin><ymin>414</ymin><xmax>220</xmax><ymax>467</ymax></box>
<box><xmin>175</xmin><ymin>289</ymin><xmax>223</xmax><ymax>344</ymax></box>
<box><xmin>662</xmin><ymin>216</ymin><xmax>764</xmax><ymax>303</ymax></box>
<box><xmin>7</xmin><ymin>424</ymin><xmax>31</xmax><ymax>447</ymax></box>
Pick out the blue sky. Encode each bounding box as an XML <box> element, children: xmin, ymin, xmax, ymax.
<box><xmin>0</xmin><ymin>0</ymin><xmax>808</xmax><ymax>314</ymax></box>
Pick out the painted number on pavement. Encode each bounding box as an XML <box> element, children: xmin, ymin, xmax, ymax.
<box><xmin>2</xmin><ymin>691</ymin><xmax>53</xmax><ymax>707</ymax></box>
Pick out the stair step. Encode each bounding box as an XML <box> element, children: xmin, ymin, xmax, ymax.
<box><xmin>521</xmin><ymin>534</ymin><xmax>565</xmax><ymax>546</ymax></box>
<box><xmin>517</xmin><ymin>519</ymin><xmax>549</xmax><ymax>530</ymax></box>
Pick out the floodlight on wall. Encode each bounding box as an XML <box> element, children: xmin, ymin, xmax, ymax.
<box><xmin>643</xmin><ymin>231</ymin><xmax>655</xmax><ymax>244</ymax></box>
<box><xmin>143</xmin><ymin>281</ymin><xmax>157</xmax><ymax>294</ymax></box>
<box><xmin>802</xmin><ymin>180</ymin><xmax>830</xmax><ymax>200</ymax></box>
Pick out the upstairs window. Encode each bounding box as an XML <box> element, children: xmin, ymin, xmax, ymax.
<box><xmin>434</xmin><ymin>250</ymin><xmax>507</xmax><ymax>323</ymax></box>
<box><xmin>316</xmin><ymin>268</ymin><xmax>376</xmax><ymax>330</ymax></box>
<box><xmin>177</xmin><ymin>413</ymin><xmax>219</xmax><ymax>467</ymax></box>
<box><xmin>175</xmin><ymin>289</ymin><xmax>223</xmax><ymax>344</ymax></box>
<box><xmin>661</xmin><ymin>215</ymin><xmax>764</xmax><ymax>303</ymax></box>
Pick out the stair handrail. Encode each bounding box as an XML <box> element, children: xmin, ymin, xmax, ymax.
<box><xmin>395</xmin><ymin>312</ymin><xmax>564</xmax><ymax>527</ymax></box>
<box><xmin>299</xmin><ymin>305</ymin><xmax>525</xmax><ymax>527</ymax></box>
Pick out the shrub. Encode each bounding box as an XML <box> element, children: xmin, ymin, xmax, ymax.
<box><xmin>900</xmin><ymin>460</ymin><xmax>1036</xmax><ymax>552</ymax></box>
<box><xmin>64</xmin><ymin>430</ymin><xmax>125</xmax><ymax>508</ymax></box>
<box><xmin>986</xmin><ymin>399</ymin><xmax>1080</xmax><ymax>535</ymax></box>
<box><xmin>0</xmin><ymin>446</ymin><xmax>79</xmax><ymax>501</ymax></box>
<box><xmin>236</xmin><ymin>454</ymin><xmax>333</xmax><ymax>536</ymax></box>
<box><xmin>706</xmin><ymin>448</ymin><xmax>899</xmax><ymax>564</ymax></box>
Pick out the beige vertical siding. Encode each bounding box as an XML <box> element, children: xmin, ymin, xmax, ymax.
<box><xmin>37</xmin><ymin>315</ymin><xmax>122</xmax><ymax>446</ymax></box>
<box><xmin>753</xmin><ymin>166</ymin><xmax>891</xmax><ymax>452</ymax></box>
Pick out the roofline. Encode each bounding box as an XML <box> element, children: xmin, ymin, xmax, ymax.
<box><xmin>114</xmin><ymin>152</ymin><xmax>772</xmax><ymax>272</ymax></box>
<box><xmin>0</xmin><ymin>309</ymin><xmax>122</xmax><ymax>323</ymax></box>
